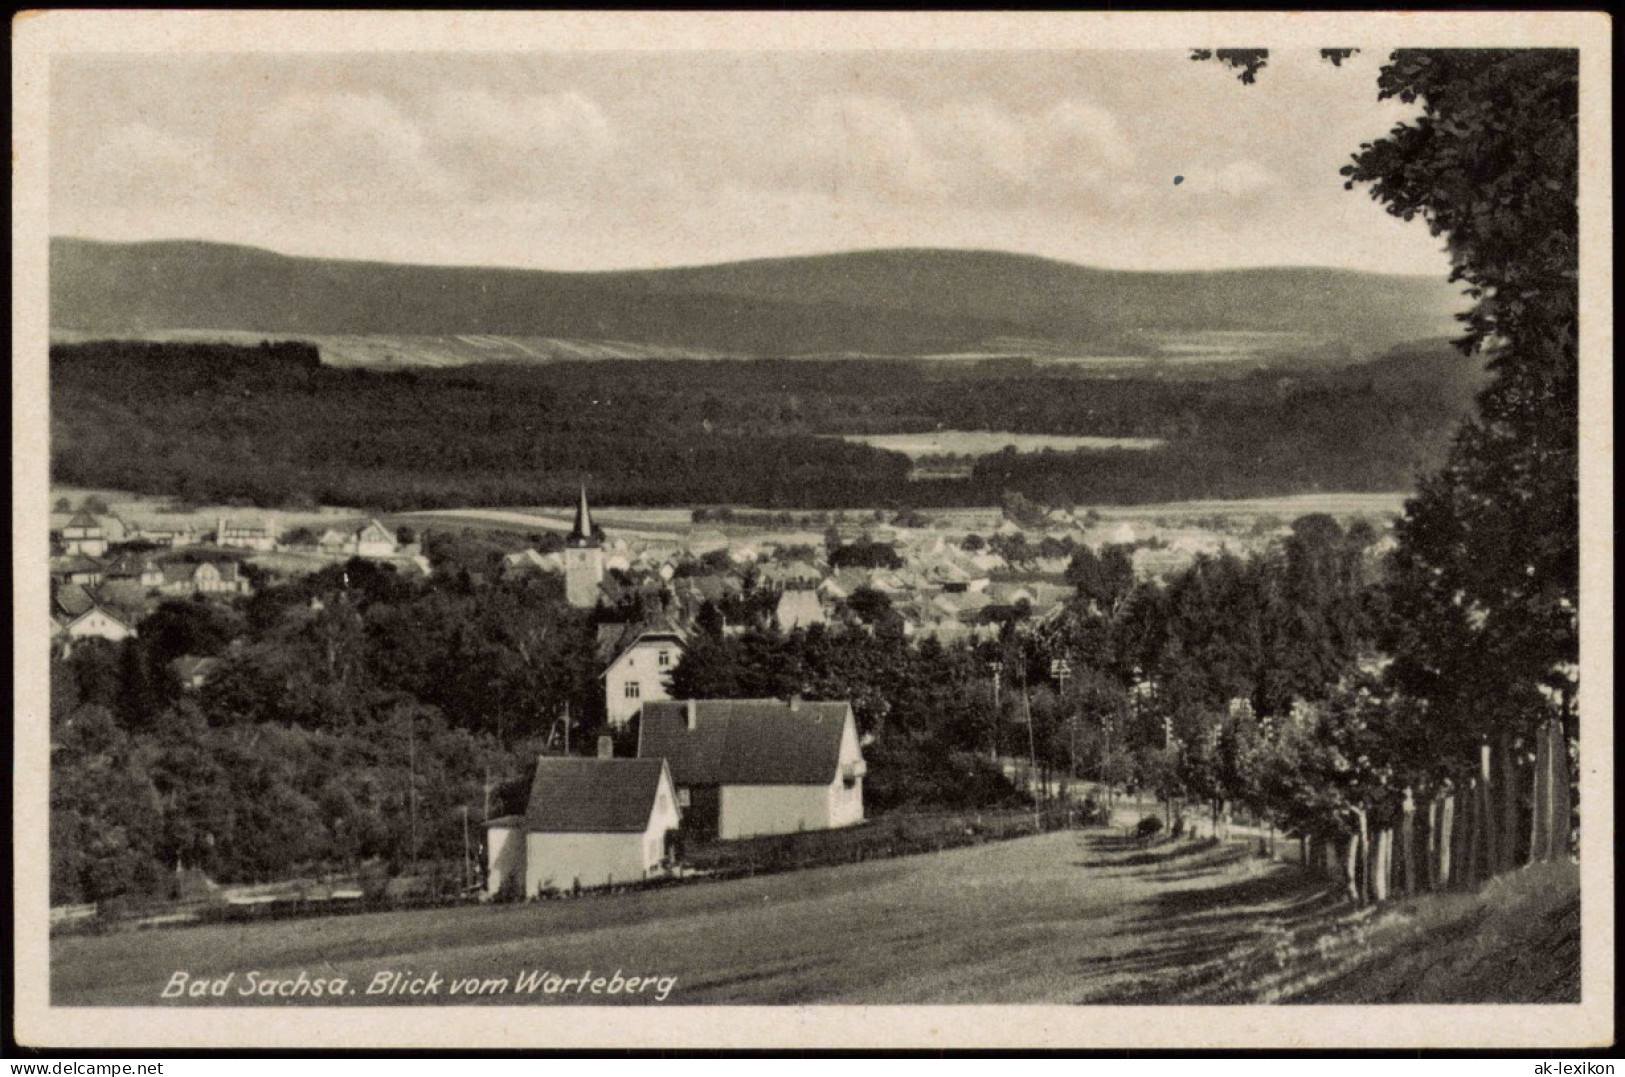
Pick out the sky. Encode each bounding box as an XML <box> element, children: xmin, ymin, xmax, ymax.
<box><xmin>49</xmin><ymin>49</ymin><xmax>1455</xmax><ymax>276</ymax></box>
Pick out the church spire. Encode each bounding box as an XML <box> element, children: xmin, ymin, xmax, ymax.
<box><xmin>568</xmin><ymin>485</ymin><xmax>600</xmax><ymax>548</ymax></box>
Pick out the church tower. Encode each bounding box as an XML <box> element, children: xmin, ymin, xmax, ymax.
<box><xmin>563</xmin><ymin>485</ymin><xmax>605</xmax><ymax>609</ymax></box>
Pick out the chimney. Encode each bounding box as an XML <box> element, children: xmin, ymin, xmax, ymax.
<box><xmin>685</xmin><ymin>700</ymin><xmax>697</xmax><ymax>731</ymax></box>
<box><xmin>597</xmin><ymin>735</ymin><xmax>614</xmax><ymax>760</ymax></box>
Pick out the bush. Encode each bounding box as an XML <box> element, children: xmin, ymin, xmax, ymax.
<box><xmin>1135</xmin><ymin>816</ymin><xmax>1164</xmax><ymax>840</ymax></box>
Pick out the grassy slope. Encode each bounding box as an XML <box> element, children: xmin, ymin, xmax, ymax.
<box><xmin>52</xmin><ymin>830</ymin><xmax>1576</xmax><ymax>1006</ymax></box>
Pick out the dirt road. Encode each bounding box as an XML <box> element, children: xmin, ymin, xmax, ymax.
<box><xmin>54</xmin><ymin>831</ymin><xmax>1353</xmax><ymax>1006</ymax></box>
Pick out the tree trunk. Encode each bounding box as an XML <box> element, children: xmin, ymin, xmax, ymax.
<box><xmin>1400</xmin><ymin>788</ymin><xmax>1416</xmax><ymax>897</ymax></box>
<box><xmin>1425</xmin><ymin>795</ymin><xmax>1439</xmax><ymax>890</ymax></box>
<box><xmin>1531</xmin><ymin>723</ymin><xmax>1550</xmax><ymax>863</ymax></box>
<box><xmin>1479</xmin><ymin>741</ymin><xmax>1498</xmax><ymax>877</ymax></box>
<box><xmin>1498</xmin><ymin>732</ymin><xmax>1519</xmax><ymax>873</ymax></box>
<box><xmin>1551</xmin><ymin>720</ymin><xmax>1573</xmax><ymax>862</ymax></box>
<box><xmin>1438</xmin><ymin>791</ymin><xmax>1456</xmax><ymax>888</ymax></box>
<box><xmin>1356</xmin><ymin>808</ymin><xmax>1371</xmax><ymax>905</ymax></box>
<box><xmin>1343</xmin><ymin>832</ymin><xmax>1361</xmax><ymax>905</ymax></box>
<box><xmin>1372</xmin><ymin>828</ymin><xmax>1391</xmax><ymax>902</ymax></box>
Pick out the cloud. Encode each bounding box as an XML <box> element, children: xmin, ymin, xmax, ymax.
<box><xmin>764</xmin><ymin>94</ymin><xmax>1136</xmax><ymax>209</ymax></box>
<box><xmin>230</xmin><ymin>91</ymin><xmax>447</xmax><ymax>205</ymax></box>
<box><xmin>56</xmin><ymin>121</ymin><xmax>216</xmax><ymax>207</ymax></box>
<box><xmin>1209</xmin><ymin>160</ymin><xmax>1279</xmax><ymax>198</ymax></box>
<box><xmin>425</xmin><ymin>88</ymin><xmax>617</xmax><ymax>198</ymax></box>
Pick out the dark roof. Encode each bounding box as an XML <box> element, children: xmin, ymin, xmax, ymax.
<box><xmin>638</xmin><ymin>699</ymin><xmax>854</xmax><ymax>786</ymax></box>
<box><xmin>66</xmin><ymin>513</ymin><xmax>103</xmax><ymax>530</ymax></box>
<box><xmin>104</xmin><ymin>554</ymin><xmax>159</xmax><ymax>577</ymax></box>
<box><xmin>596</xmin><ymin>621</ymin><xmax>686</xmax><ymax>667</ymax></box>
<box><xmin>171</xmin><ymin>655</ymin><xmax>221</xmax><ymax>682</ymax></box>
<box><xmin>54</xmin><ymin>583</ymin><xmax>95</xmax><ymax>618</ymax></box>
<box><xmin>523</xmin><ymin>757</ymin><xmax>668</xmax><ymax>834</ymax></box>
<box><xmin>53</xmin><ymin>555</ymin><xmax>103</xmax><ymax>574</ymax></box>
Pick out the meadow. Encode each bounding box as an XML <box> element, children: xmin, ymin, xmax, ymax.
<box><xmin>52</xmin><ymin>829</ymin><xmax>1577</xmax><ymax>1006</ymax></box>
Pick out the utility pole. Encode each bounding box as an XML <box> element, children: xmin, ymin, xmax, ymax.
<box><xmin>462</xmin><ymin>805</ymin><xmax>472</xmax><ymax>891</ymax></box>
<box><xmin>1020</xmin><ymin>665</ymin><xmax>1041</xmax><ymax>831</ymax></box>
<box><xmin>1050</xmin><ymin>657</ymin><xmax>1072</xmax><ymax>804</ymax></box>
<box><xmin>987</xmin><ymin>660</ymin><xmax>1003</xmax><ymax>762</ymax></box>
<box><xmin>407</xmin><ymin>713</ymin><xmax>419</xmax><ymax>875</ymax></box>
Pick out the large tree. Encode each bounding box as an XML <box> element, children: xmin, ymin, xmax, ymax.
<box><xmin>1355</xmin><ymin>51</ymin><xmax>1580</xmax><ymax>756</ymax></box>
<box><xmin>1199</xmin><ymin>48</ymin><xmax>1580</xmax><ymax>768</ymax></box>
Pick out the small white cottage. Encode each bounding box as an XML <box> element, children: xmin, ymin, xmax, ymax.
<box><xmin>637</xmin><ymin>698</ymin><xmax>865</xmax><ymax>841</ymax></box>
<box><xmin>485</xmin><ymin>754</ymin><xmax>681</xmax><ymax>898</ymax></box>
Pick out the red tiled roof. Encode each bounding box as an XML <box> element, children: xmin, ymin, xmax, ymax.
<box><xmin>638</xmin><ymin>699</ymin><xmax>854</xmax><ymax>786</ymax></box>
<box><xmin>522</xmin><ymin>757</ymin><xmax>668</xmax><ymax>834</ymax></box>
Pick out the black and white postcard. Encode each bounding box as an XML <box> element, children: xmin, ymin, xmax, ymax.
<box><xmin>10</xmin><ymin>10</ymin><xmax>1614</xmax><ymax>1051</ymax></box>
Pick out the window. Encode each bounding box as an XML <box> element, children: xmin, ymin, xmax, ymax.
<box><xmin>625</xmin><ymin>682</ymin><xmax>641</xmax><ymax>699</ymax></box>
<box><xmin>658</xmin><ymin>650</ymin><xmax>672</xmax><ymax>668</ymax></box>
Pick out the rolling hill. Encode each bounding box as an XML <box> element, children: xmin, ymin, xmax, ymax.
<box><xmin>50</xmin><ymin>238</ymin><xmax>1467</xmax><ymax>364</ymax></box>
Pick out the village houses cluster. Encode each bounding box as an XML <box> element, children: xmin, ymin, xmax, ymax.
<box><xmin>48</xmin><ymin>509</ymin><xmax>427</xmax><ymax>654</ymax></box>
<box><xmin>480</xmin><ymin>490</ymin><xmax>1318</xmax><ymax>900</ymax></box>
<box><xmin>49</xmin><ymin>488</ymin><xmax>1343</xmax><ymax>902</ymax></box>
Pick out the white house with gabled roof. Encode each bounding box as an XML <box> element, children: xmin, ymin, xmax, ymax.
<box><xmin>485</xmin><ymin>753</ymin><xmax>680</xmax><ymax>897</ymax></box>
<box><xmin>638</xmin><ymin>698</ymin><xmax>865</xmax><ymax>840</ymax></box>
<box><xmin>599</xmin><ymin>624</ymin><xmax>687</xmax><ymax>729</ymax></box>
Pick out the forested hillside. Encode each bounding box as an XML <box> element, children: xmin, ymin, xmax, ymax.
<box><xmin>51</xmin><ymin>238</ymin><xmax>1465</xmax><ymax>360</ymax></box>
<box><xmin>50</xmin><ymin>339</ymin><xmax>1484</xmax><ymax>511</ymax></box>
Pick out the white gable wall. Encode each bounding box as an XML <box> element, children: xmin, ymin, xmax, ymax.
<box><xmin>525</xmin><ymin>832</ymin><xmax>649</xmax><ymax>894</ymax></box>
<box><xmin>521</xmin><ymin>768</ymin><xmax>681</xmax><ymax>894</ymax></box>
<box><xmin>604</xmin><ymin>639</ymin><xmax>679</xmax><ymax>728</ymax></box>
<box><xmin>67</xmin><ymin>610</ymin><xmax>134</xmax><ymax>643</ymax></box>
<box><xmin>719</xmin><ymin>784</ymin><xmax>835</xmax><ymax>841</ymax></box>
<box><xmin>716</xmin><ymin>711</ymin><xmax>865</xmax><ymax>839</ymax></box>
<box><xmin>486</xmin><ymin>824</ymin><xmax>524</xmax><ymax>897</ymax></box>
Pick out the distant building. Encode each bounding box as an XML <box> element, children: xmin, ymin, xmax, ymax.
<box><xmin>563</xmin><ymin>488</ymin><xmax>605</xmax><ymax>609</ymax></box>
<box><xmin>638</xmin><ymin>698</ymin><xmax>865</xmax><ymax>841</ymax></box>
<box><xmin>600</xmin><ymin>625</ymin><xmax>686</xmax><ymax>729</ymax></box>
<box><xmin>484</xmin><ymin>754</ymin><xmax>681</xmax><ymax>898</ymax></box>
<box><xmin>774</xmin><ymin>589</ymin><xmax>826</xmax><ymax>630</ymax></box>
<box><xmin>52</xmin><ymin>597</ymin><xmax>137</xmax><ymax>652</ymax></box>
<box><xmin>171</xmin><ymin>655</ymin><xmax>222</xmax><ymax>691</ymax></box>
<box><xmin>759</xmin><ymin>560</ymin><xmax>824</xmax><ymax>589</ymax></box>
<box><xmin>104</xmin><ymin>553</ymin><xmax>165</xmax><ymax>589</ymax></box>
<box><xmin>161</xmin><ymin>559</ymin><xmax>248</xmax><ymax>596</ymax></box>
<box><xmin>60</xmin><ymin>513</ymin><xmax>107</xmax><ymax>558</ymax></box>
<box><xmin>502</xmin><ymin>548</ymin><xmax>558</xmax><ymax>576</ymax></box>
<box><xmin>134</xmin><ymin>524</ymin><xmax>197</xmax><ymax>549</ymax></box>
<box><xmin>216</xmin><ymin>518</ymin><xmax>277</xmax><ymax>551</ymax></box>
<box><xmin>50</xmin><ymin>555</ymin><xmax>105</xmax><ymax>587</ymax></box>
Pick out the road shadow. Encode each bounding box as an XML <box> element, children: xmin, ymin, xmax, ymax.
<box><xmin>1069</xmin><ymin>850</ymin><xmax>1351</xmax><ymax>1003</ymax></box>
<box><xmin>1074</xmin><ymin>835</ymin><xmax>1229</xmax><ymax>871</ymax></box>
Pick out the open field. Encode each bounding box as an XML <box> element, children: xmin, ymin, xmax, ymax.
<box><xmin>840</xmin><ymin>431</ymin><xmax>1166</xmax><ymax>458</ymax></box>
<box><xmin>1087</xmin><ymin>492</ymin><xmax>1409</xmax><ymax>522</ymax></box>
<box><xmin>397</xmin><ymin>508</ymin><xmax>687</xmax><ymax>540</ymax></box>
<box><xmin>48</xmin><ymin>486</ymin><xmax>367</xmax><ymax>533</ymax></box>
<box><xmin>49</xmin><ymin>329</ymin><xmax>730</xmax><ymax>366</ymax></box>
<box><xmin>51</xmin><ymin>830</ymin><xmax>1576</xmax><ymax>1006</ymax></box>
